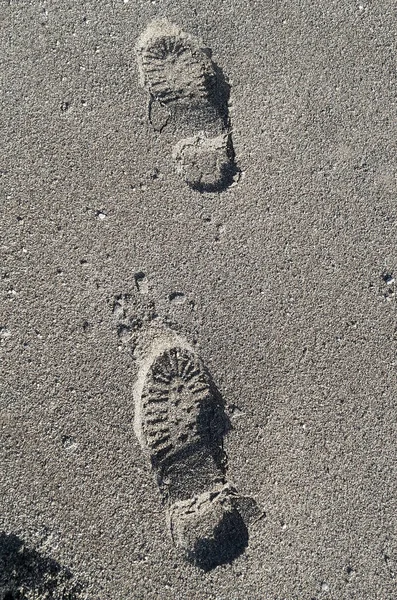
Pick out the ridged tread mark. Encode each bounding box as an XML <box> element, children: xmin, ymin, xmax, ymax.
<box><xmin>145</xmin><ymin>406</ymin><xmax>168</xmax><ymax>415</ymax></box>
<box><xmin>148</xmin><ymin>427</ymin><xmax>170</xmax><ymax>438</ymax></box>
<box><xmin>147</xmin><ymin>387</ymin><xmax>169</xmax><ymax>396</ymax></box>
<box><xmin>182</xmin><ymin>361</ymin><xmax>198</xmax><ymax>379</ymax></box>
<box><xmin>142</xmin><ymin>396</ymin><xmax>168</xmax><ymax>405</ymax></box>
<box><xmin>141</xmin><ymin>347</ymin><xmax>213</xmax><ymax>464</ymax></box>
<box><xmin>153</xmin><ymin>373</ymin><xmax>170</xmax><ymax>384</ymax></box>
<box><xmin>149</xmin><ymin>435</ymin><xmax>171</xmax><ymax>448</ymax></box>
<box><xmin>178</xmin><ymin>355</ymin><xmax>191</xmax><ymax>377</ymax></box>
<box><xmin>191</xmin><ymin>385</ymin><xmax>210</xmax><ymax>395</ymax></box>
<box><xmin>137</xmin><ymin>25</ymin><xmax>214</xmax><ymax>104</ymax></box>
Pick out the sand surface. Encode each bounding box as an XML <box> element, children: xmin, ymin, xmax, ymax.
<box><xmin>1</xmin><ymin>1</ymin><xmax>397</xmax><ymax>598</ymax></box>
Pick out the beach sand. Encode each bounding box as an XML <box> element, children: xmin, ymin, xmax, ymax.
<box><xmin>1</xmin><ymin>1</ymin><xmax>396</xmax><ymax>598</ymax></box>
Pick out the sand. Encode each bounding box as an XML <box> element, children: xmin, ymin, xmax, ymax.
<box><xmin>1</xmin><ymin>1</ymin><xmax>397</xmax><ymax>598</ymax></box>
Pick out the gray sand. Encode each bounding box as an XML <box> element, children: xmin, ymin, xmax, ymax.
<box><xmin>1</xmin><ymin>1</ymin><xmax>396</xmax><ymax>598</ymax></box>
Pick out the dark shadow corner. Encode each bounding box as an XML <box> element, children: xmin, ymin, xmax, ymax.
<box><xmin>0</xmin><ymin>533</ymin><xmax>84</xmax><ymax>600</ymax></box>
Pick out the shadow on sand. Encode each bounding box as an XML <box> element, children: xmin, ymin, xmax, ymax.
<box><xmin>0</xmin><ymin>533</ymin><xmax>83</xmax><ymax>600</ymax></box>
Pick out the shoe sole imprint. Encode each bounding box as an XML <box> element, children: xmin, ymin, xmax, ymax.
<box><xmin>133</xmin><ymin>325</ymin><xmax>252</xmax><ymax>569</ymax></box>
<box><xmin>134</xmin><ymin>334</ymin><xmax>222</xmax><ymax>468</ymax></box>
<box><xmin>136</xmin><ymin>19</ymin><xmax>215</xmax><ymax>105</ymax></box>
<box><xmin>136</xmin><ymin>19</ymin><xmax>238</xmax><ymax>192</ymax></box>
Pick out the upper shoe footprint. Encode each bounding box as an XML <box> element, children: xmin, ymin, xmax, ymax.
<box><xmin>136</xmin><ymin>18</ymin><xmax>238</xmax><ymax>192</ymax></box>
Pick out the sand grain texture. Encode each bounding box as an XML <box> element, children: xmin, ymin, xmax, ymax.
<box><xmin>1</xmin><ymin>1</ymin><xmax>397</xmax><ymax>599</ymax></box>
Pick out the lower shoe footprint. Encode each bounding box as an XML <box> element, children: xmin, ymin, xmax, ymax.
<box><xmin>136</xmin><ymin>19</ymin><xmax>238</xmax><ymax>192</ymax></box>
<box><xmin>113</xmin><ymin>296</ymin><xmax>257</xmax><ymax>570</ymax></box>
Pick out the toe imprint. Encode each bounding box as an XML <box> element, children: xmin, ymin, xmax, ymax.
<box><xmin>136</xmin><ymin>19</ymin><xmax>215</xmax><ymax>104</ymax></box>
<box><xmin>140</xmin><ymin>347</ymin><xmax>215</xmax><ymax>465</ymax></box>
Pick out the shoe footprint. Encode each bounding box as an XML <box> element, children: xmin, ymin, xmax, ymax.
<box><xmin>136</xmin><ymin>19</ymin><xmax>238</xmax><ymax>192</ymax></box>
<box><xmin>113</xmin><ymin>292</ymin><xmax>260</xmax><ymax>570</ymax></box>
